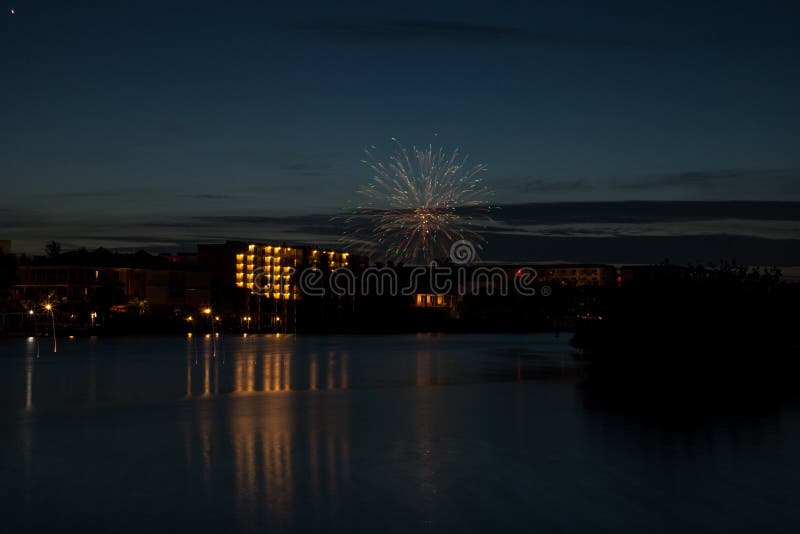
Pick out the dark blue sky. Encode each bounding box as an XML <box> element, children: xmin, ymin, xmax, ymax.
<box><xmin>2</xmin><ymin>1</ymin><xmax>799</xmax><ymax>257</ymax></box>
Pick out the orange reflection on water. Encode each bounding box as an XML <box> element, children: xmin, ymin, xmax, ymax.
<box><xmin>230</xmin><ymin>396</ymin><xmax>294</xmax><ymax>529</ymax></box>
<box><xmin>203</xmin><ymin>353</ymin><xmax>211</xmax><ymax>396</ymax></box>
<box><xmin>185</xmin><ymin>342</ymin><xmax>351</xmax><ymax>398</ymax></box>
<box><xmin>310</xmin><ymin>353</ymin><xmax>318</xmax><ymax>391</ymax></box>
<box><xmin>232</xmin><ymin>353</ymin><xmax>293</xmax><ymax>394</ymax></box>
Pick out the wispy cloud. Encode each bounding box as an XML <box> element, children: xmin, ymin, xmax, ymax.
<box><xmin>616</xmin><ymin>168</ymin><xmax>800</xmax><ymax>191</ymax></box>
<box><xmin>304</xmin><ymin>19</ymin><xmax>549</xmax><ymax>45</ymax></box>
<box><xmin>303</xmin><ymin>18</ymin><xmax>800</xmax><ymax>50</ymax></box>
<box><xmin>278</xmin><ymin>161</ymin><xmax>339</xmax><ymax>177</ymax></box>
<box><xmin>182</xmin><ymin>193</ymin><xmax>238</xmax><ymax>200</ymax></box>
<box><xmin>493</xmin><ymin>201</ymin><xmax>800</xmax><ymax>225</ymax></box>
<box><xmin>518</xmin><ymin>179</ymin><xmax>593</xmax><ymax>194</ymax></box>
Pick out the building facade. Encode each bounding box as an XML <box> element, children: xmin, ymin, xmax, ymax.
<box><xmin>16</xmin><ymin>265</ymin><xmax>210</xmax><ymax>312</ymax></box>
<box><xmin>235</xmin><ymin>243</ymin><xmax>355</xmax><ymax>299</ymax></box>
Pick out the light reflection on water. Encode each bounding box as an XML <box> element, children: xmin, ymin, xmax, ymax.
<box><xmin>1</xmin><ymin>334</ymin><xmax>799</xmax><ymax>532</ymax></box>
<box><xmin>7</xmin><ymin>334</ymin><xmax>575</xmax><ymax>411</ymax></box>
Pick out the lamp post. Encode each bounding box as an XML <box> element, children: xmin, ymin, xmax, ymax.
<box><xmin>45</xmin><ymin>303</ymin><xmax>56</xmax><ymax>353</ymax></box>
<box><xmin>29</xmin><ymin>309</ymin><xmax>40</xmax><ymax>357</ymax></box>
<box><xmin>203</xmin><ymin>307</ymin><xmax>216</xmax><ymax>354</ymax></box>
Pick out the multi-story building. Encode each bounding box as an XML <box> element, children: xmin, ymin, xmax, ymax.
<box><xmin>16</xmin><ymin>264</ymin><xmax>210</xmax><ymax>313</ymax></box>
<box><xmin>225</xmin><ymin>242</ymin><xmax>366</xmax><ymax>332</ymax></box>
<box><xmin>234</xmin><ymin>243</ymin><xmax>355</xmax><ymax>299</ymax></box>
<box><xmin>412</xmin><ymin>293</ymin><xmax>456</xmax><ymax>308</ymax></box>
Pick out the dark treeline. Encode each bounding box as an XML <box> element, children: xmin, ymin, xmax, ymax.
<box><xmin>572</xmin><ymin>262</ymin><xmax>800</xmax><ymax>406</ymax></box>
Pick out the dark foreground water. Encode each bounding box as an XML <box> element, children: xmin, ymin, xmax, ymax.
<box><xmin>0</xmin><ymin>334</ymin><xmax>798</xmax><ymax>533</ymax></box>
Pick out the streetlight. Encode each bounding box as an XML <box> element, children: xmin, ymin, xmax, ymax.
<box><xmin>44</xmin><ymin>303</ymin><xmax>56</xmax><ymax>353</ymax></box>
<box><xmin>203</xmin><ymin>307</ymin><xmax>216</xmax><ymax>351</ymax></box>
<box><xmin>28</xmin><ymin>309</ymin><xmax>40</xmax><ymax>357</ymax></box>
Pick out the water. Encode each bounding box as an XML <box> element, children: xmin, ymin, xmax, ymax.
<box><xmin>1</xmin><ymin>334</ymin><xmax>798</xmax><ymax>532</ymax></box>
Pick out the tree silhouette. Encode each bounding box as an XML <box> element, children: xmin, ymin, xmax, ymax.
<box><xmin>45</xmin><ymin>241</ymin><xmax>62</xmax><ymax>258</ymax></box>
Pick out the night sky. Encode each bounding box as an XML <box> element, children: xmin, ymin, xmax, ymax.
<box><xmin>2</xmin><ymin>1</ymin><xmax>799</xmax><ymax>263</ymax></box>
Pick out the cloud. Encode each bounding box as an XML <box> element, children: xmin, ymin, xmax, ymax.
<box><xmin>517</xmin><ymin>179</ymin><xmax>593</xmax><ymax>194</ymax></box>
<box><xmin>492</xmin><ymin>201</ymin><xmax>800</xmax><ymax>225</ymax></box>
<box><xmin>304</xmin><ymin>19</ymin><xmax>550</xmax><ymax>45</ymax></box>
<box><xmin>616</xmin><ymin>168</ymin><xmax>800</xmax><ymax>191</ymax></box>
<box><xmin>482</xmin><ymin>218</ymin><xmax>800</xmax><ymax>241</ymax></box>
<box><xmin>303</xmin><ymin>17</ymin><xmax>800</xmax><ymax>50</ymax></box>
<box><xmin>44</xmin><ymin>188</ymin><xmax>156</xmax><ymax>199</ymax></box>
<box><xmin>182</xmin><ymin>193</ymin><xmax>238</xmax><ymax>200</ymax></box>
<box><xmin>194</xmin><ymin>214</ymin><xmax>334</xmax><ymax>225</ymax></box>
<box><xmin>278</xmin><ymin>161</ymin><xmax>338</xmax><ymax>177</ymax></box>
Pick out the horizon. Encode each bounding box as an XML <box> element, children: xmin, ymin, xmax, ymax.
<box><xmin>4</xmin><ymin>199</ymin><xmax>799</xmax><ymax>268</ymax></box>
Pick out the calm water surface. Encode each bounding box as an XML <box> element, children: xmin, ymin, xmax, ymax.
<box><xmin>0</xmin><ymin>334</ymin><xmax>798</xmax><ymax>532</ymax></box>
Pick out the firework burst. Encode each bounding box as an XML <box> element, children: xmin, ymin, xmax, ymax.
<box><xmin>341</xmin><ymin>141</ymin><xmax>492</xmax><ymax>264</ymax></box>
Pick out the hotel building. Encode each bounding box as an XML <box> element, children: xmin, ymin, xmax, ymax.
<box><xmin>234</xmin><ymin>243</ymin><xmax>354</xmax><ymax>299</ymax></box>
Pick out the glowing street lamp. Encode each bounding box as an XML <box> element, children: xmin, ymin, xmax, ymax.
<box><xmin>203</xmin><ymin>307</ymin><xmax>216</xmax><ymax>352</ymax></box>
<box><xmin>44</xmin><ymin>303</ymin><xmax>56</xmax><ymax>352</ymax></box>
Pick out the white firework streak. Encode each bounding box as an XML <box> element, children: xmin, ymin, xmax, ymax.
<box><xmin>342</xmin><ymin>142</ymin><xmax>493</xmax><ymax>264</ymax></box>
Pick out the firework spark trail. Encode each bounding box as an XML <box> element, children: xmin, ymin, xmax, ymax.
<box><xmin>341</xmin><ymin>141</ymin><xmax>493</xmax><ymax>264</ymax></box>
